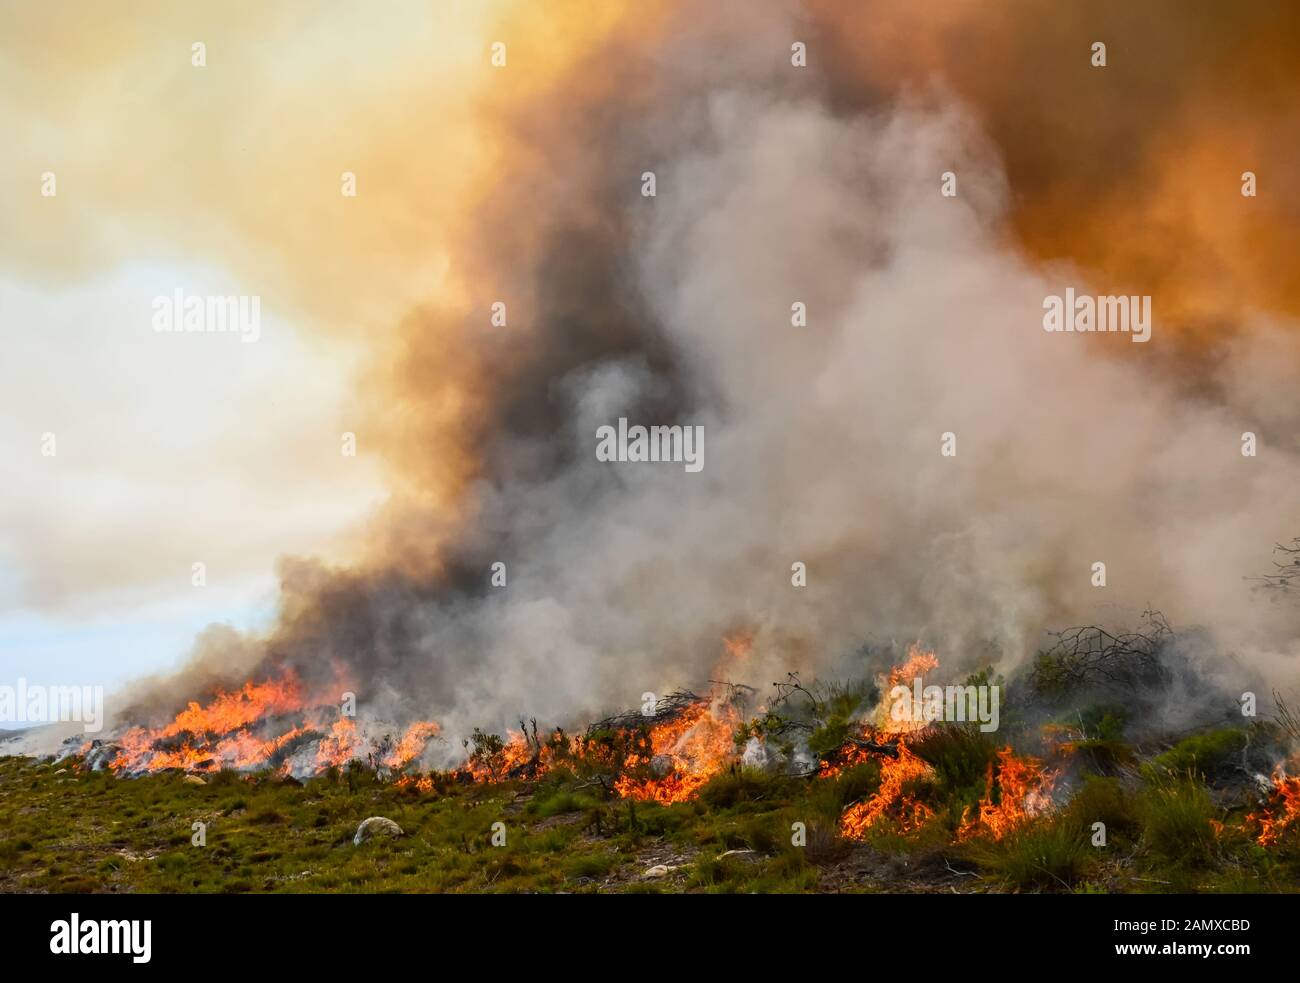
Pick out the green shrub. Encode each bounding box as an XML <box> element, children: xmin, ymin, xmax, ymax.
<box><xmin>1070</xmin><ymin>739</ymin><xmax>1136</xmax><ymax>776</ymax></box>
<box><xmin>1065</xmin><ymin>776</ymin><xmax>1141</xmax><ymax>844</ymax></box>
<box><xmin>1078</xmin><ymin>705</ymin><xmax>1128</xmax><ymax>741</ymax></box>
<box><xmin>803</xmin><ymin>680</ymin><xmax>877</xmax><ymax>762</ymax></box>
<box><xmin>911</xmin><ymin>725</ymin><xmax>999</xmax><ymax>795</ymax></box>
<box><xmin>698</xmin><ymin>767</ymin><xmax>790</xmax><ymax>809</ymax></box>
<box><xmin>802</xmin><ymin>820</ymin><xmax>852</xmax><ymax>867</ymax></box>
<box><xmin>565</xmin><ymin>853</ymin><xmax>618</xmax><ymax>880</ymax></box>
<box><xmin>1138</xmin><ymin>777</ymin><xmax>1218</xmax><ymax>868</ymax></box>
<box><xmin>527</xmin><ymin>790</ymin><xmax>597</xmax><ymax>818</ymax></box>
<box><xmin>806</xmin><ymin>760</ymin><xmax>881</xmax><ymax>823</ymax></box>
<box><xmin>971</xmin><ymin>818</ymin><xmax>1092</xmax><ymax>891</ymax></box>
<box><xmin>1144</xmin><ymin>729</ymin><xmax>1246</xmax><ymax>783</ymax></box>
<box><xmin>741</xmin><ymin>815</ymin><xmax>779</xmax><ymax>853</ymax></box>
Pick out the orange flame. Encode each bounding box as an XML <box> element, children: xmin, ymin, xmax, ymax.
<box><xmin>314</xmin><ymin>717</ymin><xmax>364</xmax><ymax>771</ymax></box>
<box><xmin>112</xmin><ymin>674</ymin><xmax>309</xmax><ymax>774</ymax></box>
<box><xmin>105</xmin><ymin>668</ymin><xmax>446</xmax><ymax>781</ymax></box>
<box><xmin>839</xmin><ymin>742</ymin><xmax>935</xmax><ymax>837</ymax></box>
<box><xmin>613</xmin><ymin>699</ymin><xmax>742</xmax><ymax>804</ymax></box>
<box><xmin>832</xmin><ymin>647</ymin><xmax>940</xmax><ymax>837</ymax></box>
<box><xmin>463</xmin><ymin>729</ymin><xmax>552</xmax><ymax>782</ymax></box>
<box><xmin>383</xmin><ymin>720</ymin><xmax>441</xmax><ymax>769</ymax></box>
<box><xmin>1248</xmin><ymin>771</ymin><xmax>1300</xmax><ymax>846</ymax></box>
<box><xmin>877</xmin><ymin>644</ymin><xmax>939</xmax><ymax>736</ymax></box>
<box><xmin>958</xmin><ymin>747</ymin><xmax>1057</xmax><ymax>840</ymax></box>
<box><xmin>395</xmin><ymin>773</ymin><xmax>435</xmax><ymax>792</ymax></box>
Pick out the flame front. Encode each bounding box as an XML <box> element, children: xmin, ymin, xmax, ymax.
<box><xmin>102</xmin><ymin>671</ymin><xmax>443</xmax><ymax>780</ymax></box>
<box><xmin>112</xmin><ymin>674</ymin><xmax>308</xmax><ymax>774</ymax></box>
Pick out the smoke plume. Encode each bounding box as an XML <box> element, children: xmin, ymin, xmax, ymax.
<box><xmin>9</xmin><ymin>1</ymin><xmax>1300</xmax><ymax>758</ymax></box>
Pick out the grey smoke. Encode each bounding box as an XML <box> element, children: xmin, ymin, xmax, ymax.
<box><xmin>104</xmin><ymin>1</ymin><xmax>1300</xmax><ymax>764</ymax></box>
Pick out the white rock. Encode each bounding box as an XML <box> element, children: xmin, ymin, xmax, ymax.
<box><xmin>353</xmin><ymin>816</ymin><xmax>405</xmax><ymax>846</ymax></box>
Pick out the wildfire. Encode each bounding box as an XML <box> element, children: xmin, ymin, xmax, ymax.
<box><xmin>958</xmin><ymin>747</ymin><xmax>1057</xmax><ymax>840</ymax></box>
<box><xmin>877</xmin><ymin>644</ymin><xmax>939</xmax><ymax>736</ymax></box>
<box><xmin>839</xmin><ymin>743</ymin><xmax>935</xmax><ymax>837</ymax></box>
<box><xmin>613</xmin><ymin>699</ymin><xmax>742</xmax><ymax>804</ymax></box>
<box><xmin>383</xmin><ymin>720</ymin><xmax>442</xmax><ymax>770</ymax></box>
<box><xmin>159</xmin><ymin>676</ymin><xmax>302</xmax><ymax>738</ymax></box>
<box><xmin>395</xmin><ymin>773</ymin><xmax>435</xmax><ymax>792</ymax></box>
<box><xmin>1248</xmin><ymin>771</ymin><xmax>1300</xmax><ymax>846</ymax></box>
<box><xmin>314</xmin><ymin>717</ymin><xmax>364</xmax><ymax>771</ymax></box>
<box><xmin>111</xmin><ymin>674</ymin><xmax>309</xmax><ymax>774</ymax></box>
<box><xmin>101</xmin><ymin>669</ymin><xmax>443</xmax><ymax>780</ymax></box>
<box><xmin>463</xmin><ymin>728</ymin><xmax>563</xmax><ymax>782</ymax></box>
<box><xmin>886</xmin><ymin>646</ymin><xmax>940</xmax><ymax>691</ymax></box>
<box><xmin>831</xmin><ymin>646</ymin><xmax>940</xmax><ymax>838</ymax></box>
<box><xmin>67</xmin><ymin>634</ymin><xmax>1300</xmax><ymax>865</ymax></box>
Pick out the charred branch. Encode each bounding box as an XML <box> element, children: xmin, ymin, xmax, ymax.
<box><xmin>1030</xmin><ymin>610</ymin><xmax>1173</xmax><ymax>699</ymax></box>
<box><xmin>1247</xmin><ymin>538</ymin><xmax>1300</xmax><ymax>596</ymax></box>
<box><xmin>584</xmin><ymin>690</ymin><xmax>707</xmax><ymax>738</ymax></box>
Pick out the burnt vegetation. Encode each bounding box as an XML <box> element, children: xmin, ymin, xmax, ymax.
<box><xmin>1029</xmin><ymin>610</ymin><xmax>1173</xmax><ymax>699</ymax></box>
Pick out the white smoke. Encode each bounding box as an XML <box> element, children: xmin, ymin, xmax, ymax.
<box><xmin>405</xmin><ymin>85</ymin><xmax>1300</xmax><ymax>760</ymax></box>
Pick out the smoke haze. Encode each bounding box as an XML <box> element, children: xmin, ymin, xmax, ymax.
<box><xmin>4</xmin><ymin>1</ymin><xmax>1299</xmax><ymax>757</ymax></box>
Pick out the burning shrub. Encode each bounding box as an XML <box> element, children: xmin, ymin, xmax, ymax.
<box><xmin>462</xmin><ymin>728</ymin><xmax>509</xmax><ymax>780</ymax></box>
<box><xmin>910</xmin><ymin>725</ymin><xmax>1000</xmax><ymax>798</ymax></box>
<box><xmin>807</xmin><ymin>759</ymin><xmax>883</xmax><ymax>824</ymax></box>
<box><xmin>1247</xmin><ymin>772</ymin><xmax>1300</xmax><ymax>847</ymax></box>
<box><xmin>839</xmin><ymin>744</ymin><xmax>938</xmax><ymax>840</ymax></box>
<box><xmin>954</xmin><ymin>746</ymin><xmax>1060</xmax><ymax>843</ymax></box>
<box><xmin>751</xmin><ymin>674</ymin><xmax>877</xmax><ymax>766</ymax></box>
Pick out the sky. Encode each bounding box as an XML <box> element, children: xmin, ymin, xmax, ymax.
<box><xmin>0</xmin><ymin>0</ymin><xmax>619</xmax><ymax>706</ymax></box>
<box><xmin>0</xmin><ymin>257</ymin><xmax>385</xmax><ymax>695</ymax></box>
